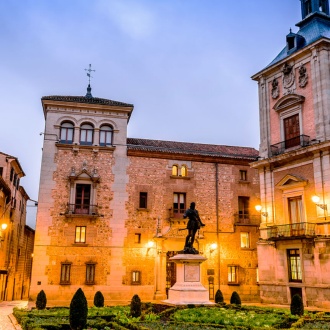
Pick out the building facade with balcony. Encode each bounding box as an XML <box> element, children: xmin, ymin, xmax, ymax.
<box><xmin>0</xmin><ymin>152</ymin><xmax>35</xmax><ymax>301</ymax></box>
<box><xmin>251</xmin><ymin>0</ymin><xmax>330</xmax><ymax>308</ymax></box>
<box><xmin>29</xmin><ymin>89</ymin><xmax>260</xmax><ymax>305</ymax></box>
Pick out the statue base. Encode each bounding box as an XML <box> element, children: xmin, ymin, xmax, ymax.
<box><xmin>163</xmin><ymin>254</ymin><xmax>214</xmax><ymax>305</ymax></box>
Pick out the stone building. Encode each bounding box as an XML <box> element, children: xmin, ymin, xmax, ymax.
<box><xmin>0</xmin><ymin>152</ymin><xmax>35</xmax><ymax>301</ymax></box>
<box><xmin>251</xmin><ymin>0</ymin><xmax>330</xmax><ymax>308</ymax></box>
<box><xmin>29</xmin><ymin>87</ymin><xmax>260</xmax><ymax>305</ymax></box>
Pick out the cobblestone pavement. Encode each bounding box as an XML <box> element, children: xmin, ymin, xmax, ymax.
<box><xmin>0</xmin><ymin>300</ymin><xmax>28</xmax><ymax>330</ymax></box>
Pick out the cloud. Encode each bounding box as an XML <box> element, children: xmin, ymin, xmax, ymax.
<box><xmin>97</xmin><ymin>0</ymin><xmax>157</xmax><ymax>40</ymax></box>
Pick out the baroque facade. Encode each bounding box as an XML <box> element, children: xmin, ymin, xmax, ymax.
<box><xmin>30</xmin><ymin>90</ymin><xmax>260</xmax><ymax>305</ymax></box>
<box><xmin>252</xmin><ymin>0</ymin><xmax>330</xmax><ymax>308</ymax></box>
<box><xmin>0</xmin><ymin>152</ymin><xmax>35</xmax><ymax>301</ymax></box>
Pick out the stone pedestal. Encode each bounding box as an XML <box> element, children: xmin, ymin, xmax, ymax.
<box><xmin>163</xmin><ymin>254</ymin><xmax>214</xmax><ymax>305</ymax></box>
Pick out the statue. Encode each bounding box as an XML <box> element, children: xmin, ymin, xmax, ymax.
<box><xmin>181</xmin><ymin>202</ymin><xmax>205</xmax><ymax>254</ymax></box>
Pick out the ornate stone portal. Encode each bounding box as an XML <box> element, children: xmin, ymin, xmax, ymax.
<box><xmin>163</xmin><ymin>254</ymin><xmax>214</xmax><ymax>305</ymax></box>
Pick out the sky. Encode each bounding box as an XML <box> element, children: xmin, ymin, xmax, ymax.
<box><xmin>0</xmin><ymin>0</ymin><xmax>302</xmax><ymax>227</ymax></box>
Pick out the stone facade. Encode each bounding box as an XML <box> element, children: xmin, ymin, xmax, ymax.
<box><xmin>30</xmin><ymin>93</ymin><xmax>260</xmax><ymax>305</ymax></box>
<box><xmin>251</xmin><ymin>0</ymin><xmax>330</xmax><ymax>308</ymax></box>
<box><xmin>0</xmin><ymin>152</ymin><xmax>35</xmax><ymax>301</ymax></box>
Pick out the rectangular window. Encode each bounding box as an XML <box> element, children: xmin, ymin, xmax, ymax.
<box><xmin>228</xmin><ymin>265</ymin><xmax>238</xmax><ymax>284</ymax></box>
<box><xmin>0</xmin><ymin>167</ymin><xmax>3</xmax><ymax>177</ymax></box>
<box><xmin>10</xmin><ymin>168</ymin><xmax>14</xmax><ymax>182</ymax></box>
<box><xmin>288</xmin><ymin>249</ymin><xmax>302</xmax><ymax>282</ymax></box>
<box><xmin>86</xmin><ymin>264</ymin><xmax>95</xmax><ymax>285</ymax></box>
<box><xmin>239</xmin><ymin>170</ymin><xmax>247</xmax><ymax>181</ymax></box>
<box><xmin>288</xmin><ymin>196</ymin><xmax>304</xmax><ymax>224</ymax></box>
<box><xmin>134</xmin><ymin>233</ymin><xmax>141</xmax><ymax>244</ymax></box>
<box><xmin>238</xmin><ymin>196</ymin><xmax>249</xmax><ymax>220</ymax></box>
<box><xmin>75</xmin><ymin>226</ymin><xmax>86</xmax><ymax>243</ymax></box>
<box><xmin>139</xmin><ymin>192</ymin><xmax>148</xmax><ymax>209</ymax></box>
<box><xmin>60</xmin><ymin>263</ymin><xmax>71</xmax><ymax>284</ymax></box>
<box><xmin>173</xmin><ymin>193</ymin><xmax>186</xmax><ymax>216</ymax></box>
<box><xmin>284</xmin><ymin>114</ymin><xmax>300</xmax><ymax>148</ymax></box>
<box><xmin>132</xmin><ymin>271</ymin><xmax>141</xmax><ymax>285</ymax></box>
<box><xmin>75</xmin><ymin>184</ymin><xmax>91</xmax><ymax>214</ymax></box>
<box><xmin>240</xmin><ymin>232</ymin><xmax>250</xmax><ymax>248</ymax></box>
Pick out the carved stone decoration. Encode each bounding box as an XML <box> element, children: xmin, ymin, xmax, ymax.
<box><xmin>271</xmin><ymin>78</ymin><xmax>279</xmax><ymax>99</ymax></box>
<box><xmin>282</xmin><ymin>63</ymin><xmax>295</xmax><ymax>95</ymax></box>
<box><xmin>298</xmin><ymin>64</ymin><xmax>308</xmax><ymax>88</ymax></box>
<box><xmin>82</xmin><ymin>160</ymin><xmax>87</xmax><ymax>170</ymax></box>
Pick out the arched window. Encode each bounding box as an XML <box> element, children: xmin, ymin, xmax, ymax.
<box><xmin>80</xmin><ymin>123</ymin><xmax>94</xmax><ymax>145</ymax></box>
<box><xmin>60</xmin><ymin>122</ymin><xmax>74</xmax><ymax>144</ymax></box>
<box><xmin>181</xmin><ymin>165</ymin><xmax>187</xmax><ymax>177</ymax></box>
<box><xmin>99</xmin><ymin>125</ymin><xmax>113</xmax><ymax>146</ymax></box>
<box><xmin>172</xmin><ymin>165</ymin><xmax>178</xmax><ymax>176</ymax></box>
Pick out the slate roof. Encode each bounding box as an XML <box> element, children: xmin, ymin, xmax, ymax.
<box><xmin>268</xmin><ymin>13</ymin><xmax>330</xmax><ymax>67</ymax></box>
<box><xmin>127</xmin><ymin>138</ymin><xmax>259</xmax><ymax>160</ymax></box>
<box><xmin>41</xmin><ymin>95</ymin><xmax>133</xmax><ymax>107</ymax></box>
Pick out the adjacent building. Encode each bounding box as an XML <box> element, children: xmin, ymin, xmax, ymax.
<box><xmin>0</xmin><ymin>152</ymin><xmax>35</xmax><ymax>301</ymax></box>
<box><xmin>252</xmin><ymin>0</ymin><xmax>330</xmax><ymax>308</ymax></box>
<box><xmin>29</xmin><ymin>89</ymin><xmax>260</xmax><ymax>305</ymax></box>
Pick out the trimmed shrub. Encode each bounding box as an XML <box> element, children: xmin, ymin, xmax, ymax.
<box><xmin>230</xmin><ymin>291</ymin><xmax>241</xmax><ymax>305</ymax></box>
<box><xmin>94</xmin><ymin>291</ymin><xmax>105</xmax><ymax>307</ymax></box>
<box><xmin>215</xmin><ymin>289</ymin><xmax>224</xmax><ymax>303</ymax></box>
<box><xmin>130</xmin><ymin>294</ymin><xmax>141</xmax><ymax>318</ymax></box>
<box><xmin>36</xmin><ymin>290</ymin><xmax>47</xmax><ymax>310</ymax></box>
<box><xmin>69</xmin><ymin>288</ymin><xmax>88</xmax><ymax>330</ymax></box>
<box><xmin>291</xmin><ymin>294</ymin><xmax>304</xmax><ymax>316</ymax></box>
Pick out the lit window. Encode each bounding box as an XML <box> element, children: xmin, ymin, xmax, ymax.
<box><xmin>134</xmin><ymin>233</ymin><xmax>141</xmax><ymax>244</ymax></box>
<box><xmin>240</xmin><ymin>232</ymin><xmax>250</xmax><ymax>248</ymax></box>
<box><xmin>60</xmin><ymin>122</ymin><xmax>74</xmax><ymax>144</ymax></box>
<box><xmin>239</xmin><ymin>170</ymin><xmax>247</xmax><ymax>181</ymax></box>
<box><xmin>132</xmin><ymin>271</ymin><xmax>141</xmax><ymax>285</ymax></box>
<box><xmin>173</xmin><ymin>193</ymin><xmax>186</xmax><ymax>216</ymax></box>
<box><xmin>228</xmin><ymin>265</ymin><xmax>239</xmax><ymax>284</ymax></box>
<box><xmin>181</xmin><ymin>165</ymin><xmax>187</xmax><ymax>177</ymax></box>
<box><xmin>60</xmin><ymin>263</ymin><xmax>71</xmax><ymax>285</ymax></box>
<box><xmin>80</xmin><ymin>123</ymin><xmax>94</xmax><ymax>145</ymax></box>
<box><xmin>86</xmin><ymin>263</ymin><xmax>96</xmax><ymax>285</ymax></box>
<box><xmin>139</xmin><ymin>192</ymin><xmax>148</xmax><ymax>209</ymax></box>
<box><xmin>288</xmin><ymin>249</ymin><xmax>302</xmax><ymax>282</ymax></box>
<box><xmin>75</xmin><ymin>226</ymin><xmax>86</xmax><ymax>243</ymax></box>
<box><xmin>172</xmin><ymin>165</ymin><xmax>178</xmax><ymax>176</ymax></box>
<box><xmin>100</xmin><ymin>125</ymin><xmax>113</xmax><ymax>146</ymax></box>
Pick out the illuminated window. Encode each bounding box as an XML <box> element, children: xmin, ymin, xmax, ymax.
<box><xmin>172</xmin><ymin>165</ymin><xmax>178</xmax><ymax>176</ymax></box>
<box><xmin>181</xmin><ymin>165</ymin><xmax>187</xmax><ymax>177</ymax></box>
<box><xmin>100</xmin><ymin>125</ymin><xmax>113</xmax><ymax>146</ymax></box>
<box><xmin>139</xmin><ymin>192</ymin><xmax>148</xmax><ymax>209</ymax></box>
<box><xmin>173</xmin><ymin>193</ymin><xmax>186</xmax><ymax>216</ymax></box>
<box><xmin>288</xmin><ymin>249</ymin><xmax>302</xmax><ymax>282</ymax></box>
<box><xmin>75</xmin><ymin>226</ymin><xmax>86</xmax><ymax>243</ymax></box>
<box><xmin>132</xmin><ymin>271</ymin><xmax>141</xmax><ymax>285</ymax></box>
<box><xmin>240</xmin><ymin>232</ymin><xmax>250</xmax><ymax>248</ymax></box>
<box><xmin>80</xmin><ymin>123</ymin><xmax>94</xmax><ymax>145</ymax></box>
<box><xmin>86</xmin><ymin>263</ymin><xmax>96</xmax><ymax>285</ymax></box>
<box><xmin>60</xmin><ymin>122</ymin><xmax>74</xmax><ymax>144</ymax></box>
<box><xmin>60</xmin><ymin>263</ymin><xmax>71</xmax><ymax>285</ymax></box>
<box><xmin>228</xmin><ymin>265</ymin><xmax>239</xmax><ymax>284</ymax></box>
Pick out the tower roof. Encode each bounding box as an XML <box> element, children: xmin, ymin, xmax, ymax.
<box><xmin>266</xmin><ymin>0</ymin><xmax>330</xmax><ymax>68</ymax></box>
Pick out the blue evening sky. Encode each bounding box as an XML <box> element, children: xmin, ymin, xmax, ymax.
<box><xmin>0</xmin><ymin>0</ymin><xmax>301</xmax><ymax>227</ymax></box>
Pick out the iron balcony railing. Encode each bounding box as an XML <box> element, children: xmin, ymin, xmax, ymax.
<box><xmin>65</xmin><ymin>203</ymin><xmax>99</xmax><ymax>216</ymax></box>
<box><xmin>270</xmin><ymin>134</ymin><xmax>310</xmax><ymax>156</ymax></box>
<box><xmin>263</xmin><ymin>222</ymin><xmax>316</xmax><ymax>239</ymax></box>
<box><xmin>234</xmin><ymin>214</ymin><xmax>261</xmax><ymax>226</ymax></box>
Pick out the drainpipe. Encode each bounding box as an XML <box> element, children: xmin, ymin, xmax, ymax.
<box><xmin>215</xmin><ymin>163</ymin><xmax>220</xmax><ymax>290</ymax></box>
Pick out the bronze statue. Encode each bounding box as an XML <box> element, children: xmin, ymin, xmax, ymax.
<box><xmin>182</xmin><ymin>202</ymin><xmax>205</xmax><ymax>254</ymax></box>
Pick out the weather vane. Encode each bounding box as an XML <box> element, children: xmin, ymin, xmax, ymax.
<box><xmin>85</xmin><ymin>64</ymin><xmax>95</xmax><ymax>84</ymax></box>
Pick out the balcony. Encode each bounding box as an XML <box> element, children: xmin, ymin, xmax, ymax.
<box><xmin>270</xmin><ymin>135</ymin><xmax>310</xmax><ymax>156</ymax></box>
<box><xmin>234</xmin><ymin>214</ymin><xmax>261</xmax><ymax>226</ymax></box>
<box><xmin>63</xmin><ymin>204</ymin><xmax>100</xmax><ymax>218</ymax></box>
<box><xmin>261</xmin><ymin>222</ymin><xmax>316</xmax><ymax>240</ymax></box>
